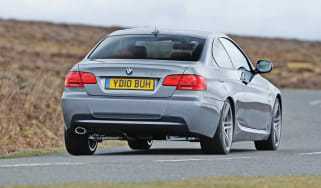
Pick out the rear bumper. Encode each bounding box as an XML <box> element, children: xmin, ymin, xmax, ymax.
<box><xmin>71</xmin><ymin>114</ymin><xmax>190</xmax><ymax>139</ymax></box>
<box><xmin>62</xmin><ymin>91</ymin><xmax>224</xmax><ymax>138</ymax></box>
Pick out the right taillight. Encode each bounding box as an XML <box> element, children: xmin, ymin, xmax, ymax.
<box><xmin>64</xmin><ymin>72</ymin><xmax>97</xmax><ymax>88</ymax></box>
<box><xmin>162</xmin><ymin>74</ymin><xmax>207</xmax><ymax>91</ymax></box>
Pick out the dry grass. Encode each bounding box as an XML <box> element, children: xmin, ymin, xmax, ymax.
<box><xmin>0</xmin><ymin>19</ymin><xmax>320</xmax><ymax>154</ymax></box>
<box><xmin>2</xmin><ymin>176</ymin><xmax>321</xmax><ymax>188</ymax></box>
<box><xmin>0</xmin><ymin>19</ymin><xmax>121</xmax><ymax>154</ymax></box>
<box><xmin>0</xmin><ymin>140</ymin><xmax>126</xmax><ymax>159</ymax></box>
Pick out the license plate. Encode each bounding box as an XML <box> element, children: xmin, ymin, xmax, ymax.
<box><xmin>105</xmin><ymin>78</ymin><xmax>154</xmax><ymax>90</ymax></box>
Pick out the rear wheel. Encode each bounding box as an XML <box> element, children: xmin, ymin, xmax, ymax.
<box><xmin>128</xmin><ymin>139</ymin><xmax>153</xmax><ymax>150</ymax></box>
<box><xmin>64</xmin><ymin>129</ymin><xmax>98</xmax><ymax>155</ymax></box>
<box><xmin>200</xmin><ymin>100</ymin><xmax>234</xmax><ymax>154</ymax></box>
<box><xmin>255</xmin><ymin>99</ymin><xmax>282</xmax><ymax>150</ymax></box>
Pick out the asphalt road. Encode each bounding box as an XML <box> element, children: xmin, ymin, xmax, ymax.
<box><xmin>1</xmin><ymin>90</ymin><xmax>321</xmax><ymax>185</ymax></box>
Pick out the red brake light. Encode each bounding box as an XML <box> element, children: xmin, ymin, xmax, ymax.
<box><xmin>64</xmin><ymin>72</ymin><xmax>83</xmax><ymax>88</ymax></box>
<box><xmin>162</xmin><ymin>75</ymin><xmax>182</xmax><ymax>86</ymax></box>
<box><xmin>162</xmin><ymin>74</ymin><xmax>206</xmax><ymax>91</ymax></box>
<box><xmin>177</xmin><ymin>75</ymin><xmax>207</xmax><ymax>91</ymax></box>
<box><xmin>64</xmin><ymin>72</ymin><xmax>96</xmax><ymax>88</ymax></box>
<box><xmin>80</xmin><ymin>72</ymin><xmax>97</xmax><ymax>84</ymax></box>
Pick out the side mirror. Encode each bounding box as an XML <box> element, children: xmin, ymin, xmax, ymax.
<box><xmin>255</xmin><ymin>60</ymin><xmax>273</xmax><ymax>74</ymax></box>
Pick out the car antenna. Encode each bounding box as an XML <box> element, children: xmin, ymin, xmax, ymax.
<box><xmin>152</xmin><ymin>26</ymin><xmax>159</xmax><ymax>37</ymax></box>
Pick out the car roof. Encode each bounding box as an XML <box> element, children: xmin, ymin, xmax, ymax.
<box><xmin>108</xmin><ymin>27</ymin><xmax>226</xmax><ymax>39</ymax></box>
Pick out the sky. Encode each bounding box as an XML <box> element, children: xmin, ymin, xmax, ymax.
<box><xmin>1</xmin><ymin>0</ymin><xmax>321</xmax><ymax>41</ymax></box>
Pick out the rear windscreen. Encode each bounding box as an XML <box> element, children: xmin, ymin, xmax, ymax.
<box><xmin>89</xmin><ymin>35</ymin><xmax>205</xmax><ymax>61</ymax></box>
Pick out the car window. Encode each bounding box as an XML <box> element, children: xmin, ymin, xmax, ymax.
<box><xmin>220</xmin><ymin>38</ymin><xmax>250</xmax><ymax>71</ymax></box>
<box><xmin>212</xmin><ymin>39</ymin><xmax>234</xmax><ymax>69</ymax></box>
<box><xmin>89</xmin><ymin>35</ymin><xmax>205</xmax><ymax>61</ymax></box>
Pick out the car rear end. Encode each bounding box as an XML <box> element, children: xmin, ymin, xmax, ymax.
<box><xmin>62</xmin><ymin>32</ymin><xmax>223</xmax><ymax>144</ymax></box>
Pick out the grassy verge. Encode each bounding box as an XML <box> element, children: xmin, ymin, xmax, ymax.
<box><xmin>1</xmin><ymin>176</ymin><xmax>321</xmax><ymax>188</ymax></box>
<box><xmin>0</xmin><ymin>141</ymin><xmax>126</xmax><ymax>159</ymax></box>
<box><xmin>0</xmin><ymin>147</ymin><xmax>66</xmax><ymax>159</ymax></box>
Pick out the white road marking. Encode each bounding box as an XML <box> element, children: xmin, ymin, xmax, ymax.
<box><xmin>155</xmin><ymin>159</ymin><xmax>202</xmax><ymax>162</ymax></box>
<box><xmin>298</xmin><ymin>152</ymin><xmax>321</xmax><ymax>155</ymax></box>
<box><xmin>154</xmin><ymin>157</ymin><xmax>251</xmax><ymax>162</ymax></box>
<box><xmin>309</xmin><ymin>100</ymin><xmax>321</xmax><ymax>106</ymax></box>
<box><xmin>0</xmin><ymin>162</ymin><xmax>83</xmax><ymax>168</ymax></box>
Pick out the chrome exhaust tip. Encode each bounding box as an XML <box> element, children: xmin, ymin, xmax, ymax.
<box><xmin>75</xmin><ymin>127</ymin><xmax>87</xmax><ymax>135</ymax></box>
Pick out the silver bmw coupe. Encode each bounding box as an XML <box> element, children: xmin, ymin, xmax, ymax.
<box><xmin>62</xmin><ymin>28</ymin><xmax>282</xmax><ymax>155</ymax></box>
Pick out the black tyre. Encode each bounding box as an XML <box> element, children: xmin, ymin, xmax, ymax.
<box><xmin>128</xmin><ymin>139</ymin><xmax>152</xmax><ymax>150</ymax></box>
<box><xmin>255</xmin><ymin>99</ymin><xmax>282</xmax><ymax>150</ymax></box>
<box><xmin>200</xmin><ymin>100</ymin><xmax>234</xmax><ymax>154</ymax></box>
<box><xmin>64</xmin><ymin>129</ymin><xmax>98</xmax><ymax>155</ymax></box>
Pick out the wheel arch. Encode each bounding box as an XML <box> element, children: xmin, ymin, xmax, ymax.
<box><xmin>226</xmin><ymin>96</ymin><xmax>236</xmax><ymax>132</ymax></box>
<box><xmin>209</xmin><ymin>96</ymin><xmax>235</xmax><ymax>139</ymax></box>
<box><xmin>276</xmin><ymin>94</ymin><xmax>282</xmax><ymax>112</ymax></box>
<box><xmin>226</xmin><ymin>96</ymin><xmax>235</xmax><ymax>115</ymax></box>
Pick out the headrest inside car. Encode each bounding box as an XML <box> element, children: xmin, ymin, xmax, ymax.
<box><xmin>129</xmin><ymin>46</ymin><xmax>147</xmax><ymax>58</ymax></box>
<box><xmin>112</xmin><ymin>50</ymin><xmax>134</xmax><ymax>58</ymax></box>
<box><xmin>173</xmin><ymin>43</ymin><xmax>194</xmax><ymax>50</ymax></box>
<box><xmin>170</xmin><ymin>52</ymin><xmax>191</xmax><ymax>61</ymax></box>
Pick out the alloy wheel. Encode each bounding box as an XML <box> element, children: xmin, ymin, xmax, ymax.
<box><xmin>273</xmin><ymin>101</ymin><xmax>282</xmax><ymax>147</ymax></box>
<box><xmin>222</xmin><ymin>103</ymin><xmax>233</xmax><ymax>151</ymax></box>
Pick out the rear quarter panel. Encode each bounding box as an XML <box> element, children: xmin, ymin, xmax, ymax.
<box><xmin>183</xmin><ymin>58</ymin><xmax>246</xmax><ymax>138</ymax></box>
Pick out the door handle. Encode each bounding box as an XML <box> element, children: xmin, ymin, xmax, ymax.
<box><xmin>240</xmin><ymin>72</ymin><xmax>246</xmax><ymax>81</ymax></box>
<box><xmin>240</xmin><ymin>72</ymin><xmax>248</xmax><ymax>84</ymax></box>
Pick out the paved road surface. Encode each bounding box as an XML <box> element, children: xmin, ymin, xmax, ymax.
<box><xmin>0</xmin><ymin>90</ymin><xmax>321</xmax><ymax>185</ymax></box>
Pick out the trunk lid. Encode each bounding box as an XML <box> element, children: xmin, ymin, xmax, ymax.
<box><xmin>79</xmin><ymin>59</ymin><xmax>192</xmax><ymax>98</ymax></box>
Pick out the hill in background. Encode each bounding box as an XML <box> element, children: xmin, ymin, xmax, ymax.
<box><xmin>0</xmin><ymin>19</ymin><xmax>320</xmax><ymax>154</ymax></box>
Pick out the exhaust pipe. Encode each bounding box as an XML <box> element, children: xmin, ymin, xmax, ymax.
<box><xmin>75</xmin><ymin>127</ymin><xmax>87</xmax><ymax>135</ymax></box>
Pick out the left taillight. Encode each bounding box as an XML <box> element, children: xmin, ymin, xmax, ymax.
<box><xmin>80</xmin><ymin>72</ymin><xmax>97</xmax><ymax>84</ymax></box>
<box><xmin>64</xmin><ymin>72</ymin><xmax>97</xmax><ymax>88</ymax></box>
